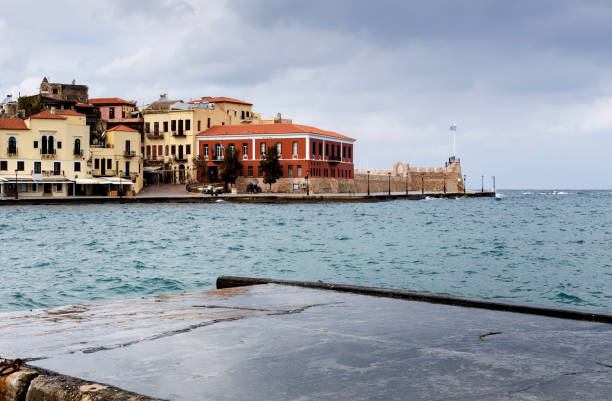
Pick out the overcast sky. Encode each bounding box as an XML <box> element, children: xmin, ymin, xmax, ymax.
<box><xmin>1</xmin><ymin>0</ymin><xmax>612</xmax><ymax>189</ymax></box>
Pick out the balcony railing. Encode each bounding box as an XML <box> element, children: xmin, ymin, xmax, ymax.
<box><xmin>73</xmin><ymin>149</ymin><xmax>83</xmax><ymax>157</ymax></box>
<box><xmin>211</xmin><ymin>155</ymin><xmax>224</xmax><ymax>161</ymax></box>
<box><xmin>172</xmin><ymin>131</ymin><xmax>186</xmax><ymax>137</ymax></box>
<box><xmin>7</xmin><ymin>147</ymin><xmax>17</xmax><ymax>156</ymax></box>
<box><xmin>174</xmin><ymin>155</ymin><xmax>188</xmax><ymax>162</ymax></box>
<box><xmin>40</xmin><ymin>149</ymin><xmax>57</xmax><ymax>158</ymax></box>
<box><xmin>124</xmin><ymin>150</ymin><xmax>136</xmax><ymax>157</ymax></box>
<box><xmin>42</xmin><ymin>170</ymin><xmax>65</xmax><ymax>177</ymax></box>
<box><xmin>328</xmin><ymin>154</ymin><xmax>341</xmax><ymax>163</ymax></box>
<box><xmin>146</xmin><ymin>132</ymin><xmax>164</xmax><ymax>139</ymax></box>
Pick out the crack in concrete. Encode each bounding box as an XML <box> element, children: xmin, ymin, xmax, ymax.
<box><xmin>79</xmin><ymin>302</ymin><xmax>341</xmax><ymax>355</ymax></box>
<box><xmin>477</xmin><ymin>331</ymin><xmax>501</xmax><ymax>341</ymax></box>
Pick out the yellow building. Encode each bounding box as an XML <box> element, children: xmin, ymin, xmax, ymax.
<box><xmin>90</xmin><ymin>125</ymin><xmax>144</xmax><ymax>194</ymax></box>
<box><xmin>0</xmin><ymin>111</ymin><xmax>141</xmax><ymax>197</ymax></box>
<box><xmin>141</xmin><ymin>96</ymin><xmax>253</xmax><ymax>184</ymax></box>
<box><xmin>0</xmin><ymin>111</ymin><xmax>90</xmax><ymax>197</ymax></box>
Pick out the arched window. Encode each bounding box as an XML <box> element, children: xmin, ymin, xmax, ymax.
<box><xmin>41</xmin><ymin>136</ymin><xmax>47</xmax><ymax>154</ymax></box>
<box><xmin>48</xmin><ymin>136</ymin><xmax>54</xmax><ymax>154</ymax></box>
<box><xmin>74</xmin><ymin>138</ymin><xmax>81</xmax><ymax>155</ymax></box>
<box><xmin>8</xmin><ymin>137</ymin><xmax>16</xmax><ymax>154</ymax></box>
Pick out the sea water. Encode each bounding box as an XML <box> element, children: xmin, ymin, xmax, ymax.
<box><xmin>0</xmin><ymin>190</ymin><xmax>610</xmax><ymax>313</ymax></box>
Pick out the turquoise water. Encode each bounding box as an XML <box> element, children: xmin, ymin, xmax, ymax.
<box><xmin>1</xmin><ymin>191</ymin><xmax>611</xmax><ymax>313</ymax></box>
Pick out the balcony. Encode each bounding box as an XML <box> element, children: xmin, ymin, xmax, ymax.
<box><xmin>7</xmin><ymin>147</ymin><xmax>17</xmax><ymax>156</ymax></box>
<box><xmin>92</xmin><ymin>170</ymin><xmax>115</xmax><ymax>177</ymax></box>
<box><xmin>174</xmin><ymin>155</ymin><xmax>188</xmax><ymax>162</ymax></box>
<box><xmin>172</xmin><ymin>130</ymin><xmax>186</xmax><ymax>137</ymax></box>
<box><xmin>73</xmin><ymin>149</ymin><xmax>83</xmax><ymax>157</ymax></box>
<box><xmin>328</xmin><ymin>154</ymin><xmax>341</xmax><ymax>163</ymax></box>
<box><xmin>40</xmin><ymin>149</ymin><xmax>57</xmax><ymax>158</ymax></box>
<box><xmin>144</xmin><ymin>157</ymin><xmax>165</xmax><ymax>166</ymax></box>
<box><xmin>146</xmin><ymin>132</ymin><xmax>164</xmax><ymax>139</ymax></box>
<box><xmin>211</xmin><ymin>155</ymin><xmax>224</xmax><ymax>161</ymax></box>
<box><xmin>124</xmin><ymin>150</ymin><xmax>136</xmax><ymax>157</ymax></box>
<box><xmin>42</xmin><ymin>170</ymin><xmax>64</xmax><ymax>177</ymax></box>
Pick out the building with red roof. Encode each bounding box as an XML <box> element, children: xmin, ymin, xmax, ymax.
<box><xmin>196</xmin><ymin>123</ymin><xmax>355</xmax><ymax>187</ymax></box>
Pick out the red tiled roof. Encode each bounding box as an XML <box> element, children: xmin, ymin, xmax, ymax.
<box><xmin>57</xmin><ymin>110</ymin><xmax>85</xmax><ymax>117</ymax></box>
<box><xmin>189</xmin><ymin>97</ymin><xmax>252</xmax><ymax>106</ymax></box>
<box><xmin>0</xmin><ymin>118</ymin><xmax>28</xmax><ymax>130</ymax></box>
<box><xmin>29</xmin><ymin>111</ymin><xmax>67</xmax><ymax>120</ymax></box>
<box><xmin>107</xmin><ymin>124</ymin><xmax>139</xmax><ymax>133</ymax></box>
<box><xmin>89</xmin><ymin>97</ymin><xmax>135</xmax><ymax>106</ymax></box>
<box><xmin>197</xmin><ymin>123</ymin><xmax>355</xmax><ymax>141</ymax></box>
<box><xmin>75</xmin><ymin>103</ymin><xmax>94</xmax><ymax>108</ymax></box>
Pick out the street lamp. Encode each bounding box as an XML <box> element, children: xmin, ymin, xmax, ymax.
<box><xmin>463</xmin><ymin>174</ymin><xmax>467</xmax><ymax>194</ymax></box>
<box><xmin>481</xmin><ymin>175</ymin><xmax>484</xmax><ymax>192</ymax></box>
<box><xmin>14</xmin><ymin>169</ymin><xmax>18</xmax><ymax>200</ymax></box>
<box><xmin>119</xmin><ymin>170</ymin><xmax>123</xmax><ymax>199</ymax></box>
<box><xmin>388</xmin><ymin>172</ymin><xmax>391</xmax><ymax>196</ymax></box>
<box><xmin>306</xmin><ymin>170</ymin><xmax>309</xmax><ymax>196</ymax></box>
<box><xmin>443</xmin><ymin>172</ymin><xmax>446</xmax><ymax>194</ymax></box>
<box><xmin>421</xmin><ymin>172</ymin><xmax>424</xmax><ymax>195</ymax></box>
<box><xmin>367</xmin><ymin>171</ymin><xmax>370</xmax><ymax>196</ymax></box>
<box><xmin>405</xmin><ymin>172</ymin><xmax>408</xmax><ymax>196</ymax></box>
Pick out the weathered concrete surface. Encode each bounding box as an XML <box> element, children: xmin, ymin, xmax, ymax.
<box><xmin>1</xmin><ymin>284</ymin><xmax>610</xmax><ymax>400</ymax></box>
<box><xmin>0</xmin><ymin>365</ymin><xmax>38</xmax><ymax>401</ymax></box>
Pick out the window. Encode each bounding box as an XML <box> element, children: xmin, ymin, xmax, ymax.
<box><xmin>95</xmin><ymin>158</ymin><xmax>100</xmax><ymax>169</ymax></box>
<box><xmin>241</xmin><ymin>110</ymin><xmax>245</xmax><ymax>119</ymax></box>
<box><xmin>34</xmin><ymin>161</ymin><xmax>42</xmax><ymax>173</ymax></box>
<box><xmin>163</xmin><ymin>121</ymin><xmax>168</xmax><ymax>132</ymax></box>
<box><xmin>178</xmin><ymin>120</ymin><xmax>184</xmax><ymax>134</ymax></box>
<box><xmin>242</xmin><ymin>143</ymin><xmax>247</xmax><ymax>157</ymax></box>
<box><xmin>158</xmin><ymin>145</ymin><xmax>162</xmax><ymax>156</ymax></box>
<box><xmin>56</xmin><ymin>183</ymin><xmax>62</xmax><ymax>192</ymax></box>
<box><xmin>185</xmin><ymin>120</ymin><xmax>191</xmax><ymax>130</ymax></box>
<box><xmin>203</xmin><ymin>144</ymin><xmax>209</xmax><ymax>157</ymax></box>
<box><xmin>74</xmin><ymin>138</ymin><xmax>81</xmax><ymax>155</ymax></box>
<box><xmin>109</xmin><ymin>107</ymin><xmax>115</xmax><ymax>119</ymax></box>
<box><xmin>297</xmin><ymin>165</ymin><xmax>302</xmax><ymax>177</ymax></box>
<box><xmin>234</xmin><ymin>110</ymin><xmax>237</xmax><ymax>117</ymax></box>
<box><xmin>228</xmin><ymin>144</ymin><xmax>235</xmax><ymax>154</ymax></box>
<box><xmin>248</xmin><ymin>166</ymin><xmax>253</xmax><ymax>177</ymax></box>
<box><xmin>165</xmin><ymin>145</ymin><xmax>169</xmax><ymax>156</ymax></box>
<box><xmin>33</xmin><ymin>140</ymin><xmax>38</xmax><ymax>149</ymax></box>
<box><xmin>221</xmin><ymin>122</ymin><xmax>225</xmax><ymax>125</ymax></box>
<box><xmin>247</xmin><ymin>111</ymin><xmax>250</xmax><ymax>117</ymax></box>
<box><xmin>53</xmin><ymin>162</ymin><xmax>60</xmax><ymax>175</ymax></box>
<box><xmin>145</xmin><ymin>122</ymin><xmax>150</xmax><ymax>133</ymax></box>
<box><xmin>258</xmin><ymin>166</ymin><xmax>263</xmax><ymax>177</ymax></box>
<box><xmin>348</xmin><ymin>147</ymin><xmax>352</xmax><ymax>159</ymax></box>
<box><xmin>8</xmin><ymin>137</ymin><xmax>16</xmax><ymax>154</ymax></box>
<box><xmin>0</xmin><ymin>160</ymin><xmax>7</xmax><ymax>170</ymax></box>
<box><xmin>186</xmin><ymin>145</ymin><xmax>191</xmax><ymax>155</ymax></box>
<box><xmin>57</xmin><ymin>141</ymin><xmax>62</xmax><ymax>149</ymax></box>
<box><xmin>326</xmin><ymin>144</ymin><xmax>329</xmax><ymax>158</ymax></box>
<box><xmin>312</xmin><ymin>141</ymin><xmax>316</xmax><ymax>155</ymax></box>
<box><xmin>260</xmin><ymin>142</ymin><xmax>265</xmax><ymax>155</ymax></box>
<box><xmin>226</xmin><ymin>109</ymin><xmax>230</xmax><ymax>114</ymax></box>
<box><xmin>74</xmin><ymin>161</ymin><xmax>81</xmax><ymax>172</ymax></box>
<box><xmin>171</xmin><ymin>120</ymin><xmax>176</xmax><ymax>131</ymax></box>
<box><xmin>154</xmin><ymin>122</ymin><xmax>159</xmax><ymax>134</ymax></box>
<box><xmin>107</xmin><ymin>159</ymin><xmax>112</xmax><ymax>170</ymax></box>
<box><xmin>276</xmin><ymin>142</ymin><xmax>282</xmax><ymax>156</ymax></box>
<box><xmin>125</xmin><ymin>162</ymin><xmax>130</xmax><ymax>175</ymax></box>
<box><xmin>207</xmin><ymin>118</ymin><xmax>211</xmax><ymax>128</ymax></box>
<box><xmin>17</xmin><ymin>161</ymin><xmax>24</xmax><ymax>171</ymax></box>
<box><xmin>197</xmin><ymin>120</ymin><xmax>201</xmax><ymax>131</ymax></box>
<box><xmin>32</xmin><ymin>183</ymin><xmax>38</xmax><ymax>192</ymax></box>
<box><xmin>319</xmin><ymin>142</ymin><xmax>322</xmax><ymax>156</ymax></box>
<box><xmin>21</xmin><ymin>183</ymin><xmax>27</xmax><ymax>193</ymax></box>
<box><xmin>125</xmin><ymin>140</ymin><xmax>131</xmax><ymax>154</ymax></box>
<box><xmin>171</xmin><ymin>145</ymin><xmax>176</xmax><ymax>155</ymax></box>
<box><xmin>292</xmin><ymin>141</ymin><xmax>298</xmax><ymax>155</ymax></box>
<box><xmin>288</xmin><ymin>165</ymin><xmax>293</xmax><ymax>177</ymax></box>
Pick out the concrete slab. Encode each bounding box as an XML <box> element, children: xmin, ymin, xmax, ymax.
<box><xmin>1</xmin><ymin>284</ymin><xmax>610</xmax><ymax>400</ymax></box>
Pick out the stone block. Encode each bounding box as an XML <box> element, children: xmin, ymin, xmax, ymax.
<box><xmin>0</xmin><ymin>367</ymin><xmax>39</xmax><ymax>401</ymax></box>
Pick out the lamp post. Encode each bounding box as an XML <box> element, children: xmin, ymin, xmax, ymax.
<box><xmin>443</xmin><ymin>172</ymin><xmax>446</xmax><ymax>194</ymax></box>
<box><xmin>14</xmin><ymin>169</ymin><xmax>18</xmax><ymax>200</ymax></box>
<box><xmin>306</xmin><ymin>170</ymin><xmax>309</xmax><ymax>196</ymax></box>
<box><xmin>463</xmin><ymin>174</ymin><xmax>467</xmax><ymax>194</ymax></box>
<box><xmin>388</xmin><ymin>172</ymin><xmax>391</xmax><ymax>196</ymax></box>
<box><xmin>405</xmin><ymin>172</ymin><xmax>408</xmax><ymax>196</ymax></box>
<box><xmin>481</xmin><ymin>175</ymin><xmax>484</xmax><ymax>192</ymax></box>
<box><xmin>174</xmin><ymin>166</ymin><xmax>177</xmax><ymax>185</ymax></box>
<box><xmin>367</xmin><ymin>171</ymin><xmax>370</xmax><ymax>196</ymax></box>
<box><xmin>119</xmin><ymin>170</ymin><xmax>123</xmax><ymax>199</ymax></box>
<box><xmin>421</xmin><ymin>172</ymin><xmax>424</xmax><ymax>195</ymax></box>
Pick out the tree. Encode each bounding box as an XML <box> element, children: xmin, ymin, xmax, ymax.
<box><xmin>17</xmin><ymin>95</ymin><xmax>43</xmax><ymax>117</ymax></box>
<box><xmin>220</xmin><ymin>146</ymin><xmax>242</xmax><ymax>189</ymax></box>
<box><xmin>193</xmin><ymin>155</ymin><xmax>208</xmax><ymax>183</ymax></box>
<box><xmin>260</xmin><ymin>145</ymin><xmax>283</xmax><ymax>191</ymax></box>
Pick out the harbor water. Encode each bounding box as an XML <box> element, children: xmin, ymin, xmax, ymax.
<box><xmin>1</xmin><ymin>190</ymin><xmax>610</xmax><ymax>313</ymax></box>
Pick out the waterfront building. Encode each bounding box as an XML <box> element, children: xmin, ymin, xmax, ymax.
<box><xmin>0</xmin><ymin>111</ymin><xmax>139</xmax><ymax>197</ymax></box>
<box><xmin>196</xmin><ymin>123</ymin><xmax>356</xmax><ymax>188</ymax></box>
<box><xmin>88</xmin><ymin>98</ymin><xmax>144</xmax><ymax>135</ymax></box>
<box><xmin>90</xmin><ymin>125</ymin><xmax>143</xmax><ymax>194</ymax></box>
<box><xmin>141</xmin><ymin>95</ymin><xmax>254</xmax><ymax>184</ymax></box>
<box><xmin>0</xmin><ymin>94</ymin><xmax>18</xmax><ymax>118</ymax></box>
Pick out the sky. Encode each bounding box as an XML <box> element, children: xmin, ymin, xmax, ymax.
<box><xmin>1</xmin><ymin>0</ymin><xmax>612</xmax><ymax>189</ymax></box>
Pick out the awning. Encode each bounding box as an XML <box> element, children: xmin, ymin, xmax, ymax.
<box><xmin>103</xmin><ymin>177</ymin><xmax>134</xmax><ymax>186</ymax></box>
<box><xmin>73</xmin><ymin>178</ymin><xmax>109</xmax><ymax>185</ymax></box>
<box><xmin>144</xmin><ymin>166</ymin><xmax>162</xmax><ymax>172</ymax></box>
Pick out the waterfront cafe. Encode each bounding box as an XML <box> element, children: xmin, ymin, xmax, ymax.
<box><xmin>0</xmin><ymin>176</ymin><xmax>134</xmax><ymax>198</ymax></box>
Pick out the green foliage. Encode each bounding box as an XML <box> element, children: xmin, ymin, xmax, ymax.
<box><xmin>220</xmin><ymin>146</ymin><xmax>242</xmax><ymax>187</ymax></box>
<box><xmin>259</xmin><ymin>145</ymin><xmax>283</xmax><ymax>190</ymax></box>
<box><xmin>17</xmin><ymin>95</ymin><xmax>43</xmax><ymax>117</ymax></box>
<box><xmin>194</xmin><ymin>155</ymin><xmax>208</xmax><ymax>183</ymax></box>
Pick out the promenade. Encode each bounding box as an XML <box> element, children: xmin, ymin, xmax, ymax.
<box><xmin>1</xmin><ymin>279</ymin><xmax>609</xmax><ymax>400</ymax></box>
